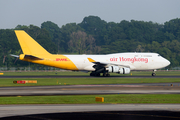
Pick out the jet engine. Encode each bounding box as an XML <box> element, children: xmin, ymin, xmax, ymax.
<box><xmin>107</xmin><ymin>66</ymin><xmax>130</xmax><ymax>74</ymax></box>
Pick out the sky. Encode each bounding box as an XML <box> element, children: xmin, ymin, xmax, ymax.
<box><xmin>0</xmin><ymin>0</ymin><xmax>180</xmax><ymax>29</ymax></box>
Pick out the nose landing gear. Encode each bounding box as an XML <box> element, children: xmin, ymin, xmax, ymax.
<box><xmin>152</xmin><ymin>70</ymin><xmax>156</xmax><ymax>76</ymax></box>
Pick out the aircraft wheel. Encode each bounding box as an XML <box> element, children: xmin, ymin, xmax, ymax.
<box><xmin>90</xmin><ymin>73</ymin><xmax>94</xmax><ymax>76</ymax></box>
<box><xmin>152</xmin><ymin>73</ymin><xmax>156</xmax><ymax>76</ymax></box>
<box><xmin>106</xmin><ymin>74</ymin><xmax>110</xmax><ymax>77</ymax></box>
<box><xmin>96</xmin><ymin>73</ymin><xmax>100</xmax><ymax>76</ymax></box>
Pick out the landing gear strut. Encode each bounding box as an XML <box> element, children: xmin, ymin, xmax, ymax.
<box><xmin>152</xmin><ymin>70</ymin><xmax>156</xmax><ymax>76</ymax></box>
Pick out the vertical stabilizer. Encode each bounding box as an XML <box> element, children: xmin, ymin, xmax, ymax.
<box><xmin>15</xmin><ymin>30</ymin><xmax>50</xmax><ymax>55</ymax></box>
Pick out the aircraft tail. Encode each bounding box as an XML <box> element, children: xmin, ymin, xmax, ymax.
<box><xmin>14</xmin><ymin>30</ymin><xmax>50</xmax><ymax>55</ymax></box>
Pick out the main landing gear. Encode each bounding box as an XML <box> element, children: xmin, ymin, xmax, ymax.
<box><xmin>90</xmin><ymin>72</ymin><xmax>110</xmax><ymax>77</ymax></box>
<box><xmin>90</xmin><ymin>72</ymin><xmax>100</xmax><ymax>76</ymax></box>
<box><xmin>152</xmin><ymin>70</ymin><xmax>156</xmax><ymax>76</ymax></box>
<box><xmin>103</xmin><ymin>72</ymin><xmax>110</xmax><ymax>77</ymax></box>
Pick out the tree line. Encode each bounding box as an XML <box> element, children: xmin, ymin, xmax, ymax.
<box><xmin>0</xmin><ymin>16</ymin><xmax>180</xmax><ymax>69</ymax></box>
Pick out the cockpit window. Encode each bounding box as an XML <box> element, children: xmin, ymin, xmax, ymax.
<box><xmin>158</xmin><ymin>55</ymin><xmax>161</xmax><ymax>57</ymax></box>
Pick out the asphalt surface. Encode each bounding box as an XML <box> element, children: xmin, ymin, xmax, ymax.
<box><xmin>1</xmin><ymin>104</ymin><xmax>180</xmax><ymax>120</ymax></box>
<box><xmin>1</xmin><ymin>83</ymin><xmax>180</xmax><ymax>96</ymax></box>
<box><xmin>3</xmin><ymin>111</ymin><xmax>180</xmax><ymax>120</ymax></box>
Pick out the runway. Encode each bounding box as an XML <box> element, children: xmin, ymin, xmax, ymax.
<box><xmin>1</xmin><ymin>104</ymin><xmax>180</xmax><ymax>119</ymax></box>
<box><xmin>1</xmin><ymin>75</ymin><xmax>180</xmax><ymax>78</ymax></box>
<box><xmin>0</xmin><ymin>83</ymin><xmax>180</xmax><ymax>96</ymax></box>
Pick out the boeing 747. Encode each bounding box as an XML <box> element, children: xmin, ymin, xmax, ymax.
<box><xmin>12</xmin><ymin>30</ymin><xmax>170</xmax><ymax>76</ymax></box>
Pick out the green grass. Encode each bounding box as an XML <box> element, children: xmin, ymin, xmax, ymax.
<box><xmin>0</xmin><ymin>71</ymin><xmax>179</xmax><ymax>87</ymax></box>
<box><xmin>0</xmin><ymin>94</ymin><xmax>180</xmax><ymax>104</ymax></box>
<box><xmin>0</xmin><ymin>78</ymin><xmax>180</xmax><ymax>87</ymax></box>
<box><xmin>0</xmin><ymin>71</ymin><xmax>180</xmax><ymax>105</ymax></box>
<box><xmin>1</xmin><ymin>71</ymin><xmax>88</xmax><ymax>76</ymax></box>
<box><xmin>1</xmin><ymin>71</ymin><xmax>180</xmax><ymax>76</ymax></box>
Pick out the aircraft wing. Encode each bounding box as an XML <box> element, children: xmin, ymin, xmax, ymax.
<box><xmin>87</xmin><ymin>58</ymin><xmax>130</xmax><ymax>68</ymax></box>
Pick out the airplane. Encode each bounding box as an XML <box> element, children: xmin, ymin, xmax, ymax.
<box><xmin>12</xmin><ymin>30</ymin><xmax>170</xmax><ymax>77</ymax></box>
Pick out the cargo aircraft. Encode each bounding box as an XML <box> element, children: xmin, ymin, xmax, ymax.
<box><xmin>12</xmin><ymin>30</ymin><xmax>170</xmax><ymax>76</ymax></box>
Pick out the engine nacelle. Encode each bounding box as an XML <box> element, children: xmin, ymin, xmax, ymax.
<box><xmin>108</xmin><ymin>66</ymin><xmax>119</xmax><ymax>73</ymax></box>
<box><xmin>107</xmin><ymin>66</ymin><xmax>130</xmax><ymax>74</ymax></box>
<box><xmin>118</xmin><ymin>67</ymin><xmax>131</xmax><ymax>74</ymax></box>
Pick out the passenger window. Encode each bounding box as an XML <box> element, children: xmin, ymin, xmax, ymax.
<box><xmin>142</xmin><ymin>55</ymin><xmax>152</xmax><ymax>57</ymax></box>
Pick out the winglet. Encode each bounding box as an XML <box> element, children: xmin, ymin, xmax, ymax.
<box><xmin>87</xmin><ymin>58</ymin><xmax>96</xmax><ymax>62</ymax></box>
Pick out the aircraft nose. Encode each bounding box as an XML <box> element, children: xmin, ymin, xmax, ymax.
<box><xmin>163</xmin><ymin>59</ymin><xmax>170</xmax><ymax>67</ymax></box>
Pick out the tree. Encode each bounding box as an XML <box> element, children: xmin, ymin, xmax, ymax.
<box><xmin>68</xmin><ymin>31</ymin><xmax>101</xmax><ymax>54</ymax></box>
<box><xmin>1</xmin><ymin>16</ymin><xmax>180</xmax><ymax>68</ymax></box>
<box><xmin>41</xmin><ymin>21</ymin><xmax>64</xmax><ymax>53</ymax></box>
<box><xmin>60</xmin><ymin>23</ymin><xmax>84</xmax><ymax>53</ymax></box>
<box><xmin>164</xmin><ymin>18</ymin><xmax>180</xmax><ymax>40</ymax></box>
<box><xmin>79</xmin><ymin>16</ymin><xmax>107</xmax><ymax>45</ymax></box>
<box><xmin>0</xmin><ymin>29</ymin><xmax>19</xmax><ymax>66</ymax></box>
<box><xmin>136</xmin><ymin>45</ymin><xmax>145</xmax><ymax>52</ymax></box>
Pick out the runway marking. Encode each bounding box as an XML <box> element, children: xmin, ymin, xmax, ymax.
<box><xmin>152</xmin><ymin>105</ymin><xmax>180</xmax><ymax>111</ymax></box>
<box><xmin>75</xmin><ymin>85</ymin><xmax>144</xmax><ymax>87</ymax></box>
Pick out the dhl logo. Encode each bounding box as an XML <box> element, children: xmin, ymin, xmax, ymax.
<box><xmin>56</xmin><ymin>58</ymin><xmax>70</xmax><ymax>61</ymax></box>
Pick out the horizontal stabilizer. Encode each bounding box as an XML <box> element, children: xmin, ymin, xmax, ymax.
<box><xmin>10</xmin><ymin>54</ymin><xmax>43</xmax><ymax>60</ymax></box>
<box><xmin>24</xmin><ymin>55</ymin><xmax>43</xmax><ymax>60</ymax></box>
<box><xmin>10</xmin><ymin>54</ymin><xmax>19</xmax><ymax>58</ymax></box>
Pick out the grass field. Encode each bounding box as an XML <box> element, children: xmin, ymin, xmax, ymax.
<box><xmin>0</xmin><ymin>94</ymin><xmax>180</xmax><ymax>104</ymax></box>
<box><xmin>0</xmin><ymin>71</ymin><xmax>180</xmax><ymax>87</ymax></box>
<box><xmin>0</xmin><ymin>78</ymin><xmax>180</xmax><ymax>87</ymax></box>
<box><xmin>1</xmin><ymin>70</ymin><xmax>180</xmax><ymax>76</ymax></box>
<box><xmin>0</xmin><ymin>71</ymin><xmax>180</xmax><ymax>104</ymax></box>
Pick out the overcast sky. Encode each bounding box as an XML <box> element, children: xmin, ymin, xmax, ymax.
<box><xmin>0</xmin><ymin>0</ymin><xmax>180</xmax><ymax>29</ymax></box>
